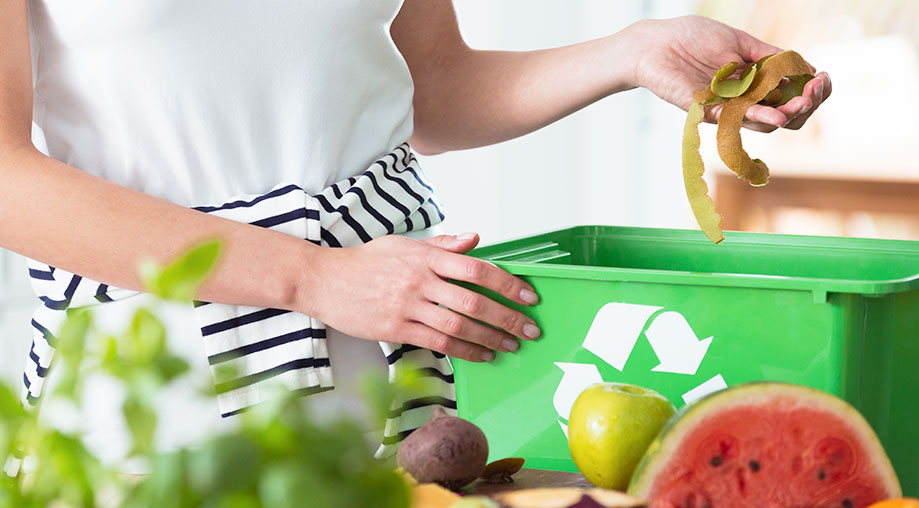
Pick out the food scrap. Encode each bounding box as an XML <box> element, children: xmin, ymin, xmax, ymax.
<box><xmin>480</xmin><ymin>458</ymin><xmax>526</xmax><ymax>484</ymax></box>
<box><xmin>496</xmin><ymin>488</ymin><xmax>645</xmax><ymax>508</ymax></box>
<box><xmin>627</xmin><ymin>382</ymin><xmax>901</xmax><ymax>508</ymax></box>
<box><xmin>682</xmin><ymin>50</ymin><xmax>815</xmax><ymax>243</ymax></box>
<box><xmin>397</xmin><ymin>407</ymin><xmax>489</xmax><ymax>490</ymax></box>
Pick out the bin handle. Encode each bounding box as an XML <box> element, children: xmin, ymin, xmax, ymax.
<box><xmin>480</xmin><ymin>242</ymin><xmax>571</xmax><ymax>264</ymax></box>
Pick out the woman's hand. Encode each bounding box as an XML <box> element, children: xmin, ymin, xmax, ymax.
<box><xmin>306</xmin><ymin>233</ymin><xmax>541</xmax><ymax>362</ymax></box>
<box><xmin>625</xmin><ymin>16</ymin><xmax>832</xmax><ymax>132</ymax></box>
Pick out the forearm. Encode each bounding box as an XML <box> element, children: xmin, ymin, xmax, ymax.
<box><xmin>407</xmin><ymin>30</ymin><xmax>638</xmax><ymax>154</ymax></box>
<box><xmin>0</xmin><ymin>146</ymin><xmax>318</xmax><ymax>312</ymax></box>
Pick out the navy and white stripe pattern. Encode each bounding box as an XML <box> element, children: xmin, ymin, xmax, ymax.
<box><xmin>22</xmin><ymin>144</ymin><xmax>455</xmax><ymax>459</ymax></box>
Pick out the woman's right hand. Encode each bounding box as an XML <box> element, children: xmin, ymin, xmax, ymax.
<box><xmin>624</xmin><ymin>16</ymin><xmax>831</xmax><ymax>132</ymax></box>
<box><xmin>305</xmin><ymin>233</ymin><xmax>541</xmax><ymax>362</ymax></box>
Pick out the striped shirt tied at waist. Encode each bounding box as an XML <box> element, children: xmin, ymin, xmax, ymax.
<box><xmin>23</xmin><ymin>143</ymin><xmax>454</xmax><ymax>459</ymax></box>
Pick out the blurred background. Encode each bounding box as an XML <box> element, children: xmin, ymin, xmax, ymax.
<box><xmin>1</xmin><ymin>0</ymin><xmax>917</xmax><ymax>383</ymax></box>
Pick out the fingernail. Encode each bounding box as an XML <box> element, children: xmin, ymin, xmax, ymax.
<box><xmin>502</xmin><ymin>338</ymin><xmax>519</xmax><ymax>352</ymax></box>
<box><xmin>520</xmin><ymin>288</ymin><xmax>539</xmax><ymax>305</ymax></box>
<box><xmin>481</xmin><ymin>351</ymin><xmax>495</xmax><ymax>362</ymax></box>
<box><xmin>457</xmin><ymin>232</ymin><xmax>477</xmax><ymax>240</ymax></box>
<box><xmin>523</xmin><ymin>323</ymin><xmax>541</xmax><ymax>340</ymax></box>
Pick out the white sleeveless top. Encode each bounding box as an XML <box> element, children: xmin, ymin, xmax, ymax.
<box><xmin>28</xmin><ymin>0</ymin><xmax>414</xmax><ymax>203</ymax></box>
<box><xmin>27</xmin><ymin>0</ymin><xmax>426</xmax><ymax>468</ymax></box>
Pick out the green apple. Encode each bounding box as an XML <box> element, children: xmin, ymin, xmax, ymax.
<box><xmin>568</xmin><ymin>382</ymin><xmax>676</xmax><ymax>490</ymax></box>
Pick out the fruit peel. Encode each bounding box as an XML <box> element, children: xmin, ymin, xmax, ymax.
<box><xmin>710</xmin><ymin>61</ymin><xmax>757</xmax><ymax>98</ymax></box>
<box><xmin>683</xmin><ymin>90</ymin><xmax>724</xmax><ymax>244</ymax></box>
<box><xmin>682</xmin><ymin>50</ymin><xmax>816</xmax><ymax>244</ymax></box>
<box><xmin>411</xmin><ymin>483</ymin><xmax>461</xmax><ymax>508</ymax></box>
<box><xmin>496</xmin><ymin>488</ymin><xmax>645</xmax><ymax>508</ymax></box>
<box><xmin>867</xmin><ymin>500</ymin><xmax>919</xmax><ymax>508</ymax></box>
<box><xmin>479</xmin><ymin>457</ymin><xmax>526</xmax><ymax>484</ymax></box>
<box><xmin>715</xmin><ymin>50</ymin><xmax>813</xmax><ymax>186</ymax></box>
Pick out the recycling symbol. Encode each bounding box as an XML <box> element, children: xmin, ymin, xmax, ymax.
<box><xmin>553</xmin><ymin>303</ymin><xmax>728</xmax><ymax>438</ymax></box>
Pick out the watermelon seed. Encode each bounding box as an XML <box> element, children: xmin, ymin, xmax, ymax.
<box><xmin>818</xmin><ymin>468</ymin><xmax>826</xmax><ymax>480</ymax></box>
<box><xmin>748</xmin><ymin>460</ymin><xmax>760</xmax><ymax>472</ymax></box>
<box><xmin>842</xmin><ymin>500</ymin><xmax>853</xmax><ymax>508</ymax></box>
<box><xmin>710</xmin><ymin>456</ymin><xmax>723</xmax><ymax>467</ymax></box>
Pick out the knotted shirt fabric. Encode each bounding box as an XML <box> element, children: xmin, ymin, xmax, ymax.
<box><xmin>22</xmin><ymin>144</ymin><xmax>455</xmax><ymax>459</ymax></box>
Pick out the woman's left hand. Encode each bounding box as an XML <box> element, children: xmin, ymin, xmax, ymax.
<box><xmin>625</xmin><ymin>15</ymin><xmax>832</xmax><ymax>133</ymax></box>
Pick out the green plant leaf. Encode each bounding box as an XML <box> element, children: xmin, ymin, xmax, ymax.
<box><xmin>99</xmin><ymin>334</ymin><xmax>129</xmax><ymax>379</ymax></box>
<box><xmin>23</xmin><ymin>431</ymin><xmax>105</xmax><ymax>508</ymax></box>
<box><xmin>121</xmin><ymin>450</ymin><xmax>200</xmax><ymax>508</ymax></box>
<box><xmin>0</xmin><ymin>238</ymin><xmax>427</xmax><ymax>508</ymax></box>
<box><xmin>126</xmin><ymin>307</ymin><xmax>166</xmax><ymax>366</ymax></box>
<box><xmin>141</xmin><ymin>240</ymin><xmax>222</xmax><ymax>301</ymax></box>
<box><xmin>123</xmin><ymin>389</ymin><xmax>157</xmax><ymax>457</ymax></box>
<box><xmin>359</xmin><ymin>364</ymin><xmax>426</xmax><ymax>425</ymax></box>
<box><xmin>213</xmin><ymin>491</ymin><xmax>262</xmax><ymax>508</ymax></box>
<box><xmin>155</xmin><ymin>353</ymin><xmax>190</xmax><ymax>383</ymax></box>
<box><xmin>258</xmin><ymin>462</ymin><xmax>322</xmax><ymax>508</ymax></box>
<box><xmin>58</xmin><ymin>309</ymin><xmax>92</xmax><ymax>359</ymax></box>
<box><xmin>187</xmin><ymin>435</ymin><xmax>261</xmax><ymax>496</ymax></box>
<box><xmin>352</xmin><ymin>468</ymin><xmax>411</xmax><ymax>508</ymax></box>
<box><xmin>50</xmin><ymin>310</ymin><xmax>93</xmax><ymax>403</ymax></box>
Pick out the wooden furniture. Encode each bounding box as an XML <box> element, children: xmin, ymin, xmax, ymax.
<box><xmin>704</xmin><ymin>132</ymin><xmax>919</xmax><ymax>239</ymax></box>
<box><xmin>466</xmin><ymin>469</ymin><xmax>592</xmax><ymax>498</ymax></box>
<box><xmin>715</xmin><ymin>173</ymin><xmax>919</xmax><ymax>236</ymax></box>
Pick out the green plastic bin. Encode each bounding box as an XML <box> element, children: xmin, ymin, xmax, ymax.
<box><xmin>454</xmin><ymin>226</ymin><xmax>919</xmax><ymax>495</ymax></box>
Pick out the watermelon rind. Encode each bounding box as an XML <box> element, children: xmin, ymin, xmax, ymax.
<box><xmin>626</xmin><ymin>382</ymin><xmax>901</xmax><ymax>503</ymax></box>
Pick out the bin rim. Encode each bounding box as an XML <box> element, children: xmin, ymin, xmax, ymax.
<box><xmin>472</xmin><ymin>225</ymin><xmax>919</xmax><ymax>297</ymax></box>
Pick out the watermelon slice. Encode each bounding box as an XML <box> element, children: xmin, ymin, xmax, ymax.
<box><xmin>628</xmin><ymin>383</ymin><xmax>901</xmax><ymax>508</ymax></box>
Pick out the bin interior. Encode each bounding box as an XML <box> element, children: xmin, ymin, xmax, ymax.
<box><xmin>476</xmin><ymin>226</ymin><xmax>919</xmax><ymax>287</ymax></box>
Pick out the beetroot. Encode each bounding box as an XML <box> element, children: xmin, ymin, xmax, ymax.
<box><xmin>397</xmin><ymin>407</ymin><xmax>489</xmax><ymax>490</ymax></box>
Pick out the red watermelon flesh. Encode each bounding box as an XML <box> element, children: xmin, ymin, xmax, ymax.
<box><xmin>628</xmin><ymin>383</ymin><xmax>901</xmax><ymax>508</ymax></box>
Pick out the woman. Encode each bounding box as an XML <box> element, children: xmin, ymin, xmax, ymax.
<box><xmin>0</xmin><ymin>0</ymin><xmax>829</xmax><ymax>466</ymax></box>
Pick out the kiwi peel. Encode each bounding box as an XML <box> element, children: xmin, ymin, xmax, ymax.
<box><xmin>709</xmin><ymin>61</ymin><xmax>756</xmax><ymax>98</ymax></box>
<box><xmin>682</xmin><ymin>50</ymin><xmax>815</xmax><ymax>244</ymax></box>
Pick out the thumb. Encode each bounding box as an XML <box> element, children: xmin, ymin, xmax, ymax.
<box><xmin>422</xmin><ymin>232</ymin><xmax>480</xmax><ymax>254</ymax></box>
<box><xmin>736</xmin><ymin>28</ymin><xmax>783</xmax><ymax>63</ymax></box>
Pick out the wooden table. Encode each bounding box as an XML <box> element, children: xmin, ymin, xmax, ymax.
<box><xmin>465</xmin><ymin>469</ymin><xmax>592</xmax><ymax>498</ymax></box>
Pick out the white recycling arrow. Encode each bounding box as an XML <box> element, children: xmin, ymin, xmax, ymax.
<box><xmin>553</xmin><ymin>362</ymin><xmax>603</xmax><ymax>438</ymax></box>
<box><xmin>645</xmin><ymin>311</ymin><xmax>712</xmax><ymax>375</ymax></box>
<box><xmin>549</xmin><ymin>303</ymin><xmax>727</xmax><ymax>442</ymax></box>
<box><xmin>581</xmin><ymin>303</ymin><xmax>662</xmax><ymax>371</ymax></box>
<box><xmin>682</xmin><ymin>374</ymin><xmax>727</xmax><ymax>404</ymax></box>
